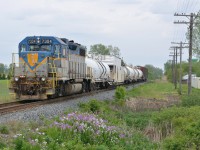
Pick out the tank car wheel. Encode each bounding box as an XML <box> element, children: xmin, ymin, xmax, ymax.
<box><xmin>105</xmin><ymin>82</ymin><xmax>109</xmax><ymax>88</ymax></box>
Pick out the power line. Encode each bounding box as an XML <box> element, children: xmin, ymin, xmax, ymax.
<box><xmin>185</xmin><ymin>0</ymin><xmax>191</xmax><ymax>13</ymax></box>
<box><xmin>174</xmin><ymin>13</ymin><xmax>200</xmax><ymax>95</ymax></box>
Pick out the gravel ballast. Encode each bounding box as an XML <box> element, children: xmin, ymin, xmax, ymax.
<box><xmin>0</xmin><ymin>84</ymin><xmax>137</xmax><ymax>124</ymax></box>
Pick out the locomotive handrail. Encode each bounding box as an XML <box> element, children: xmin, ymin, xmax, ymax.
<box><xmin>11</xmin><ymin>62</ymin><xmax>26</xmax><ymax>77</ymax></box>
<box><xmin>48</xmin><ymin>63</ymin><xmax>57</xmax><ymax>89</ymax></box>
<box><xmin>11</xmin><ymin>53</ymin><xmax>27</xmax><ymax>77</ymax></box>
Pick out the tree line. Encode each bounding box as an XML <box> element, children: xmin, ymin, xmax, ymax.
<box><xmin>0</xmin><ymin>63</ymin><xmax>12</xmax><ymax>80</ymax></box>
<box><xmin>144</xmin><ymin>64</ymin><xmax>163</xmax><ymax>80</ymax></box>
<box><xmin>89</xmin><ymin>44</ymin><xmax>121</xmax><ymax>57</ymax></box>
<box><xmin>164</xmin><ymin>60</ymin><xmax>200</xmax><ymax>82</ymax></box>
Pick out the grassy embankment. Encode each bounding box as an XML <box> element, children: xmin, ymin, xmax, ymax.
<box><xmin>0</xmin><ymin>80</ymin><xmax>200</xmax><ymax>149</ymax></box>
<box><xmin>0</xmin><ymin>80</ymin><xmax>13</xmax><ymax>103</ymax></box>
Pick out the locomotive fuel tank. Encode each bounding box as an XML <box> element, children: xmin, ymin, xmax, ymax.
<box><xmin>65</xmin><ymin>83</ymin><xmax>82</xmax><ymax>95</ymax></box>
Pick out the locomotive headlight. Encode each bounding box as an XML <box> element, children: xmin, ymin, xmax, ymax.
<box><xmin>15</xmin><ymin>77</ymin><xmax>19</xmax><ymax>82</ymax></box>
<box><xmin>41</xmin><ymin>77</ymin><xmax>46</xmax><ymax>82</ymax></box>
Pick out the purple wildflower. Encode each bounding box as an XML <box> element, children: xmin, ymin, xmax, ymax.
<box><xmin>96</xmin><ymin>130</ymin><xmax>100</xmax><ymax>135</ymax></box>
<box><xmin>28</xmin><ymin>139</ymin><xmax>36</xmax><ymax>145</ymax></box>
<box><xmin>106</xmin><ymin>126</ymin><xmax>116</xmax><ymax>131</ymax></box>
<box><xmin>119</xmin><ymin>133</ymin><xmax>125</xmax><ymax>138</ymax></box>
<box><xmin>78</xmin><ymin>125</ymin><xmax>84</xmax><ymax>131</ymax></box>
<box><xmin>54</xmin><ymin>121</ymin><xmax>60</xmax><ymax>125</ymax></box>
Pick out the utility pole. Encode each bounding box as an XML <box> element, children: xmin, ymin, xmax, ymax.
<box><xmin>174</xmin><ymin>13</ymin><xmax>200</xmax><ymax>95</ymax></box>
<box><xmin>175</xmin><ymin>47</ymin><xmax>178</xmax><ymax>89</ymax></box>
<box><xmin>169</xmin><ymin>47</ymin><xmax>178</xmax><ymax>88</ymax></box>
<box><xmin>171</xmin><ymin>42</ymin><xmax>188</xmax><ymax>94</ymax></box>
<box><xmin>169</xmin><ymin>48</ymin><xmax>175</xmax><ymax>85</ymax></box>
<box><xmin>179</xmin><ymin>42</ymin><xmax>182</xmax><ymax>94</ymax></box>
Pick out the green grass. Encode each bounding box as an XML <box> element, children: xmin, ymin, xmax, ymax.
<box><xmin>151</xmin><ymin>106</ymin><xmax>200</xmax><ymax>149</ymax></box>
<box><xmin>1</xmin><ymin>80</ymin><xmax>200</xmax><ymax>149</ymax></box>
<box><xmin>127</xmin><ymin>81</ymin><xmax>177</xmax><ymax>100</ymax></box>
<box><xmin>180</xmin><ymin>85</ymin><xmax>200</xmax><ymax>107</ymax></box>
<box><xmin>0</xmin><ymin>80</ymin><xmax>13</xmax><ymax>103</ymax></box>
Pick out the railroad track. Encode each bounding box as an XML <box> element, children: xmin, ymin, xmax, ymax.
<box><xmin>0</xmin><ymin>88</ymin><xmax>109</xmax><ymax>115</ymax></box>
<box><xmin>0</xmin><ymin>82</ymin><xmax>145</xmax><ymax>115</ymax></box>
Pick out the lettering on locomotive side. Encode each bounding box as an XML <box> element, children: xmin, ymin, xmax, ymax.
<box><xmin>41</xmin><ymin>39</ymin><xmax>52</xmax><ymax>44</ymax></box>
<box><xmin>28</xmin><ymin>39</ymin><xmax>52</xmax><ymax>44</ymax></box>
<box><xmin>28</xmin><ymin>39</ymin><xmax>37</xmax><ymax>44</ymax></box>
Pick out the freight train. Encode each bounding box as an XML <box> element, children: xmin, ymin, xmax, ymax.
<box><xmin>9</xmin><ymin>36</ymin><xmax>148</xmax><ymax>100</ymax></box>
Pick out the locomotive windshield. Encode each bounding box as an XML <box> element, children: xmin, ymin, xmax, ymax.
<box><xmin>29</xmin><ymin>45</ymin><xmax>51</xmax><ymax>51</ymax></box>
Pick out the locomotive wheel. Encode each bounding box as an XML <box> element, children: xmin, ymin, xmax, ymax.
<box><xmin>47</xmin><ymin>95</ymin><xmax>54</xmax><ymax>99</ymax></box>
<box><xmin>82</xmin><ymin>82</ymin><xmax>86</xmax><ymax>93</ymax></box>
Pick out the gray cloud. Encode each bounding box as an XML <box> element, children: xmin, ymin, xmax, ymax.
<box><xmin>0</xmin><ymin>0</ymin><xmax>188</xmax><ymax>69</ymax></box>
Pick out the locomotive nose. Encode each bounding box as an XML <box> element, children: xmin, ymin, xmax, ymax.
<box><xmin>27</xmin><ymin>53</ymin><xmax>38</xmax><ymax>67</ymax></box>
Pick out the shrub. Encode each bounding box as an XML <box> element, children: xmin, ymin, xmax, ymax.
<box><xmin>89</xmin><ymin>99</ymin><xmax>100</xmax><ymax>113</ymax></box>
<box><xmin>115</xmin><ymin>86</ymin><xmax>126</xmax><ymax>105</ymax></box>
<box><xmin>79</xmin><ymin>99</ymin><xmax>101</xmax><ymax>113</ymax></box>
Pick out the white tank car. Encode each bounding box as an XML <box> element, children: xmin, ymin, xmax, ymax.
<box><xmin>133</xmin><ymin>68</ymin><xmax>139</xmax><ymax>81</ymax></box>
<box><xmin>123</xmin><ymin>66</ymin><xmax>128</xmax><ymax>83</ymax></box>
<box><xmin>136</xmin><ymin>69</ymin><xmax>143</xmax><ymax>81</ymax></box>
<box><xmin>133</xmin><ymin>68</ymin><xmax>143</xmax><ymax>81</ymax></box>
<box><xmin>95</xmin><ymin>55</ymin><xmax>125</xmax><ymax>84</ymax></box>
<box><xmin>126</xmin><ymin>66</ymin><xmax>136</xmax><ymax>82</ymax></box>
<box><xmin>85</xmin><ymin>57</ymin><xmax>110</xmax><ymax>82</ymax></box>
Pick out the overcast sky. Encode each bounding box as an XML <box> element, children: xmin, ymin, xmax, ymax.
<box><xmin>0</xmin><ymin>0</ymin><xmax>200</xmax><ymax>69</ymax></box>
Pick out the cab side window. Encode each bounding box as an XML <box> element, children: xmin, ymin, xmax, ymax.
<box><xmin>20</xmin><ymin>44</ymin><xmax>26</xmax><ymax>52</ymax></box>
<box><xmin>54</xmin><ymin>45</ymin><xmax>61</xmax><ymax>55</ymax></box>
<box><xmin>62</xmin><ymin>46</ymin><xmax>66</xmax><ymax>57</ymax></box>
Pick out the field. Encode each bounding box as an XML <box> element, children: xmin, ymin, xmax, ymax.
<box><xmin>127</xmin><ymin>80</ymin><xmax>177</xmax><ymax>100</ymax></box>
<box><xmin>0</xmin><ymin>80</ymin><xmax>13</xmax><ymax>103</ymax></box>
<box><xmin>0</xmin><ymin>80</ymin><xmax>200</xmax><ymax>149</ymax></box>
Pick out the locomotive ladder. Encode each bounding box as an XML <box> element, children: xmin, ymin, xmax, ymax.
<box><xmin>48</xmin><ymin>63</ymin><xmax>58</xmax><ymax>88</ymax></box>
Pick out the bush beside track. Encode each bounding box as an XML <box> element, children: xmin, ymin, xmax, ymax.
<box><xmin>0</xmin><ymin>80</ymin><xmax>200</xmax><ymax>149</ymax></box>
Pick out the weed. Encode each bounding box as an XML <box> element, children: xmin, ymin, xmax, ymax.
<box><xmin>0</xmin><ymin>125</ymin><xmax>9</xmax><ymax>134</ymax></box>
<box><xmin>0</xmin><ymin>141</ymin><xmax>6</xmax><ymax>149</ymax></box>
<box><xmin>181</xmin><ymin>89</ymin><xmax>200</xmax><ymax>107</ymax></box>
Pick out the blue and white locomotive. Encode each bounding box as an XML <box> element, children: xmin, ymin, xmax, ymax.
<box><xmin>10</xmin><ymin>36</ymin><xmax>90</xmax><ymax>100</ymax></box>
